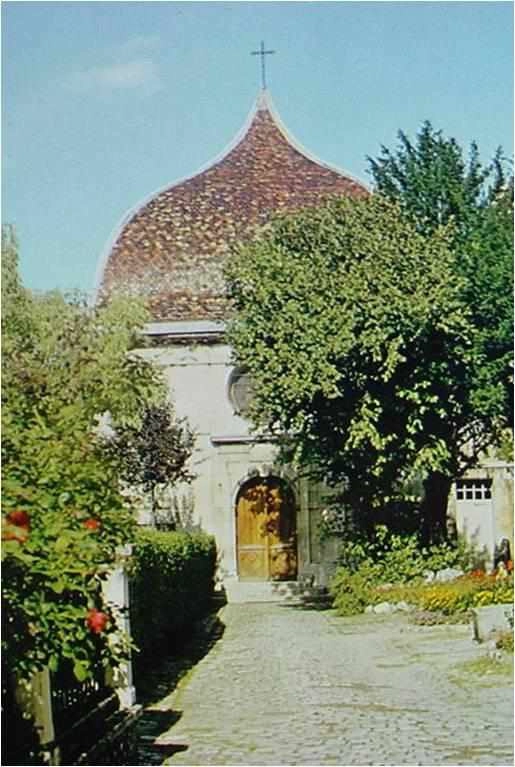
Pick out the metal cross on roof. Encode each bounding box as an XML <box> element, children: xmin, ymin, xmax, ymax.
<box><xmin>251</xmin><ymin>41</ymin><xmax>275</xmax><ymax>90</ymax></box>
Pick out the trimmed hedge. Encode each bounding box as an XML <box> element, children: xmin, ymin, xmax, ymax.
<box><xmin>129</xmin><ymin>529</ymin><xmax>217</xmax><ymax>665</ymax></box>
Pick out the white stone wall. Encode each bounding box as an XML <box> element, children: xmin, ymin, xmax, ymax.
<box><xmin>134</xmin><ymin>339</ymin><xmax>328</xmax><ymax>582</ymax></box>
<box><xmin>448</xmin><ymin>461</ymin><xmax>514</xmax><ymax>564</ymax></box>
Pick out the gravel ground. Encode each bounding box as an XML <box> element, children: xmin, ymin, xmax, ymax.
<box><xmin>137</xmin><ymin>603</ymin><xmax>513</xmax><ymax>766</ymax></box>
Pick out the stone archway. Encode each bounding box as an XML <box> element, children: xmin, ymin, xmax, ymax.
<box><xmin>235</xmin><ymin>476</ymin><xmax>297</xmax><ymax>581</ymax></box>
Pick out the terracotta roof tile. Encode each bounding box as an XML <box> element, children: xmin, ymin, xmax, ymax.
<box><xmin>97</xmin><ymin>92</ymin><xmax>368</xmax><ymax>321</ymax></box>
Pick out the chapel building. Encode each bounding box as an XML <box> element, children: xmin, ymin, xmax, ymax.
<box><xmin>96</xmin><ymin>90</ymin><xmax>513</xmax><ymax>597</ymax></box>
<box><xmin>96</xmin><ymin>89</ymin><xmax>368</xmax><ymax>598</ymax></box>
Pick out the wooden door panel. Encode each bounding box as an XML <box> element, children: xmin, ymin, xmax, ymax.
<box><xmin>237</xmin><ymin>546</ymin><xmax>267</xmax><ymax>580</ymax></box>
<box><xmin>269</xmin><ymin>544</ymin><xmax>297</xmax><ymax>579</ymax></box>
<box><xmin>236</xmin><ymin>477</ymin><xmax>297</xmax><ymax>581</ymax></box>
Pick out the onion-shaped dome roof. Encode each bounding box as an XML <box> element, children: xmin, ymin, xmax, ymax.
<box><xmin>95</xmin><ymin>90</ymin><xmax>368</xmax><ymax>322</ymax></box>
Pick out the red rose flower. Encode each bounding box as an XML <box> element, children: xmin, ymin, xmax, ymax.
<box><xmin>86</xmin><ymin>609</ymin><xmax>108</xmax><ymax>634</ymax></box>
<box><xmin>83</xmin><ymin>518</ymin><xmax>101</xmax><ymax>531</ymax></box>
<box><xmin>6</xmin><ymin>510</ymin><xmax>30</xmax><ymax>529</ymax></box>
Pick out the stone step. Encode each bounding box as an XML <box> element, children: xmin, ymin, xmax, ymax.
<box><xmin>222</xmin><ymin>578</ymin><xmax>332</xmax><ymax>605</ymax></box>
<box><xmin>301</xmin><ymin>592</ymin><xmax>334</xmax><ymax>609</ymax></box>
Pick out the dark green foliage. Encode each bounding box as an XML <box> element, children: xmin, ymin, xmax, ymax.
<box><xmin>129</xmin><ymin>530</ymin><xmax>217</xmax><ymax>667</ymax></box>
<box><xmin>105</xmin><ymin>404</ymin><xmax>195</xmax><ymax>521</ymax></box>
<box><xmin>369</xmin><ymin>122</ymin><xmax>514</xmax><ymax>467</ymax></box>
<box><xmin>368</xmin><ymin>122</ymin><xmax>500</xmax><ymax>237</ymax></box>
<box><xmin>336</xmin><ymin>524</ymin><xmax>486</xmax><ymax>581</ymax></box>
<box><xmin>226</xmin><ymin>195</ymin><xmax>473</xmax><ymax>535</ymax></box>
<box><xmin>329</xmin><ymin>565</ymin><xmax>376</xmax><ymax>616</ymax></box>
<box><xmin>1</xmin><ymin>229</ymin><xmax>167</xmax><ymax>681</ymax></box>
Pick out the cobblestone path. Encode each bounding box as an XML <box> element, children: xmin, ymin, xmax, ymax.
<box><xmin>139</xmin><ymin>604</ymin><xmax>513</xmax><ymax>766</ymax></box>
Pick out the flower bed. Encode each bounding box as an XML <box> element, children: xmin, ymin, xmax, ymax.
<box><xmin>329</xmin><ymin>525</ymin><xmax>513</xmax><ymax>619</ymax></box>
<box><xmin>330</xmin><ymin>566</ymin><xmax>513</xmax><ymax>618</ymax></box>
<box><xmin>372</xmin><ymin>572</ymin><xmax>513</xmax><ymax>615</ymax></box>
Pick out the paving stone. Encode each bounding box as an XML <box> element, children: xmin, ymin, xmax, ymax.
<box><xmin>137</xmin><ymin>604</ymin><xmax>513</xmax><ymax>766</ymax></box>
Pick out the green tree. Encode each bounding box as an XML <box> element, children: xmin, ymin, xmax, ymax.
<box><xmin>225</xmin><ymin>195</ymin><xmax>474</xmax><ymax>539</ymax></box>
<box><xmin>369</xmin><ymin>123</ymin><xmax>513</xmax><ymax>525</ymax></box>
<box><xmin>1</xmin><ymin>229</ymin><xmax>167</xmax><ymax>681</ymax></box>
<box><xmin>105</xmin><ymin>403</ymin><xmax>195</xmax><ymax>525</ymax></box>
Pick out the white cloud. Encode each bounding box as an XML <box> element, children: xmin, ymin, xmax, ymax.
<box><xmin>65</xmin><ymin>58</ymin><xmax>162</xmax><ymax>93</ymax></box>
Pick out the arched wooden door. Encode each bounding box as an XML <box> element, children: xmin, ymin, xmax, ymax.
<box><xmin>236</xmin><ymin>476</ymin><xmax>297</xmax><ymax>581</ymax></box>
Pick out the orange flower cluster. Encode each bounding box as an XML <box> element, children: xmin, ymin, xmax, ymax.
<box><xmin>83</xmin><ymin>518</ymin><xmax>101</xmax><ymax>531</ymax></box>
<box><xmin>2</xmin><ymin>510</ymin><xmax>30</xmax><ymax>543</ymax></box>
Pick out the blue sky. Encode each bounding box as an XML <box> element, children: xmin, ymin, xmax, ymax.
<box><xmin>3</xmin><ymin>1</ymin><xmax>513</xmax><ymax>294</ymax></box>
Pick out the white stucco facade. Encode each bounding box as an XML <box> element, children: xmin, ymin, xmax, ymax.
<box><xmin>134</xmin><ymin>326</ymin><xmax>340</xmax><ymax>588</ymax></box>
<box><xmin>447</xmin><ymin>460</ymin><xmax>514</xmax><ymax>566</ymax></box>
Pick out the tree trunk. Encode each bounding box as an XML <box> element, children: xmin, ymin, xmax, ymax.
<box><xmin>420</xmin><ymin>471</ymin><xmax>453</xmax><ymax>545</ymax></box>
<box><xmin>150</xmin><ymin>486</ymin><xmax>157</xmax><ymax>528</ymax></box>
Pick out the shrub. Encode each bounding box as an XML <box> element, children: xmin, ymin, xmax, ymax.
<box><xmin>421</xmin><ymin>537</ymin><xmax>488</xmax><ymax>574</ymax></box>
<box><xmin>495</xmin><ymin>631</ymin><xmax>514</xmax><ymax>653</ymax></box>
<box><xmin>2</xmin><ymin>235</ymin><xmax>170</xmax><ymax>683</ymax></box>
<box><xmin>329</xmin><ymin>563</ymin><xmax>378</xmax><ymax>616</ymax></box>
<box><xmin>370</xmin><ymin>527</ymin><xmax>424</xmax><ymax>584</ymax></box>
<box><xmin>336</xmin><ymin>527</ymin><xmax>423</xmax><ymax>584</ymax></box>
<box><xmin>330</xmin><ymin>521</ymin><xmax>503</xmax><ymax>618</ymax></box>
<box><xmin>129</xmin><ymin>529</ymin><xmax>217</xmax><ymax>666</ymax></box>
<box><xmin>335</xmin><ymin>523</ymin><xmax>488</xmax><ymax>587</ymax></box>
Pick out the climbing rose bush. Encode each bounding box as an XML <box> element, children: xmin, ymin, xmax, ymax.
<box><xmin>2</xmin><ymin>228</ymin><xmax>168</xmax><ymax>681</ymax></box>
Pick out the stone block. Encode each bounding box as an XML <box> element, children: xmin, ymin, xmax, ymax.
<box><xmin>394</xmin><ymin>601</ymin><xmax>413</xmax><ymax>612</ymax></box>
<box><xmin>435</xmin><ymin>567</ymin><xmax>464</xmax><ymax>582</ymax></box>
<box><xmin>373</xmin><ymin>601</ymin><xmax>394</xmax><ymax>614</ymax></box>
<box><xmin>471</xmin><ymin>603</ymin><xmax>514</xmax><ymax>642</ymax></box>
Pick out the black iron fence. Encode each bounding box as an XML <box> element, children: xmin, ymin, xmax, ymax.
<box><xmin>50</xmin><ymin>660</ymin><xmax>111</xmax><ymax>735</ymax></box>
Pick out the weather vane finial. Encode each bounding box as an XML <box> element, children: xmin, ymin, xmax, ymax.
<box><xmin>251</xmin><ymin>41</ymin><xmax>275</xmax><ymax>90</ymax></box>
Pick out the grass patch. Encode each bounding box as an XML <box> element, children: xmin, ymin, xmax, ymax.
<box><xmin>496</xmin><ymin>630</ymin><xmax>514</xmax><ymax>653</ymax></box>
<box><xmin>450</xmin><ymin>655</ymin><xmax>514</xmax><ymax>688</ymax></box>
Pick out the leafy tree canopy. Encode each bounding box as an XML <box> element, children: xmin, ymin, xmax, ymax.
<box><xmin>105</xmin><ymin>403</ymin><xmax>195</xmax><ymax>523</ymax></box>
<box><xmin>367</xmin><ymin>121</ymin><xmax>508</xmax><ymax>239</ymax></box>
<box><xmin>225</xmin><ymin>195</ymin><xmax>475</xmax><ymax>533</ymax></box>
<box><xmin>1</xmin><ymin>228</ymin><xmax>181</xmax><ymax>680</ymax></box>
<box><xmin>369</xmin><ymin>122</ymin><xmax>513</xmax><ymax>454</ymax></box>
<box><xmin>227</xmin><ymin>125</ymin><xmax>513</xmax><ymax>539</ymax></box>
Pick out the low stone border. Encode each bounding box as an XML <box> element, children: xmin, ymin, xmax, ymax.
<box><xmin>471</xmin><ymin>603</ymin><xmax>514</xmax><ymax>642</ymax></box>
